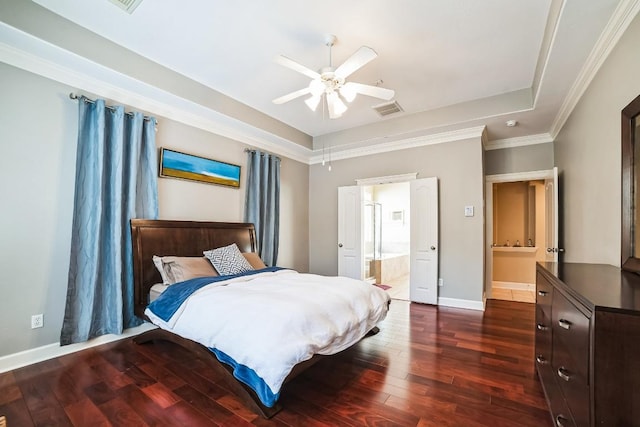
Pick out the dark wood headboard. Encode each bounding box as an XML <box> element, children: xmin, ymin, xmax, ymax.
<box><xmin>130</xmin><ymin>219</ymin><xmax>257</xmax><ymax>319</ymax></box>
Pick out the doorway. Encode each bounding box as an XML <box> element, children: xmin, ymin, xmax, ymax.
<box><xmin>338</xmin><ymin>176</ymin><xmax>439</xmax><ymax>305</ymax></box>
<box><xmin>485</xmin><ymin>168</ymin><xmax>558</xmax><ymax>303</ymax></box>
<box><xmin>363</xmin><ymin>183</ymin><xmax>410</xmax><ymax>300</ymax></box>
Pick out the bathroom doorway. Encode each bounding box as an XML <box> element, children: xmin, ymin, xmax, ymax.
<box><xmin>362</xmin><ymin>182</ymin><xmax>411</xmax><ymax>300</ymax></box>
<box><xmin>338</xmin><ymin>175</ymin><xmax>439</xmax><ymax>304</ymax></box>
<box><xmin>485</xmin><ymin>168</ymin><xmax>559</xmax><ymax>303</ymax></box>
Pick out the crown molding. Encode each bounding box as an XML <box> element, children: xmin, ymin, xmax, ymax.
<box><xmin>550</xmin><ymin>0</ymin><xmax>640</xmax><ymax>138</ymax></box>
<box><xmin>485</xmin><ymin>168</ymin><xmax>555</xmax><ymax>183</ymax></box>
<box><xmin>0</xmin><ymin>23</ymin><xmax>313</xmax><ymax>164</ymax></box>
<box><xmin>309</xmin><ymin>126</ymin><xmax>487</xmax><ymax>164</ymax></box>
<box><xmin>355</xmin><ymin>173</ymin><xmax>418</xmax><ymax>186</ymax></box>
<box><xmin>484</xmin><ymin>133</ymin><xmax>553</xmax><ymax>151</ymax></box>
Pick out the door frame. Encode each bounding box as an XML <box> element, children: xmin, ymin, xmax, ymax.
<box><xmin>485</xmin><ymin>168</ymin><xmax>556</xmax><ymax>299</ymax></box>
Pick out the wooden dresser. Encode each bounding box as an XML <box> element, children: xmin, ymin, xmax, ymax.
<box><xmin>535</xmin><ymin>262</ymin><xmax>640</xmax><ymax>426</ymax></box>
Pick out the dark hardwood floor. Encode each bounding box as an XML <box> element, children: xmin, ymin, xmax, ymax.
<box><xmin>0</xmin><ymin>299</ymin><xmax>550</xmax><ymax>426</ymax></box>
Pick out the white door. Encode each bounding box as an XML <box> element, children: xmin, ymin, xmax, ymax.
<box><xmin>338</xmin><ymin>185</ymin><xmax>364</xmax><ymax>279</ymax></box>
<box><xmin>410</xmin><ymin>177</ymin><xmax>439</xmax><ymax>304</ymax></box>
<box><xmin>545</xmin><ymin>167</ymin><xmax>560</xmax><ymax>262</ymax></box>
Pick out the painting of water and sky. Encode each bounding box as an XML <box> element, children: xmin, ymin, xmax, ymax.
<box><xmin>160</xmin><ymin>148</ymin><xmax>241</xmax><ymax>187</ymax></box>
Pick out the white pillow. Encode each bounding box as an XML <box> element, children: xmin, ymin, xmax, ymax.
<box><xmin>203</xmin><ymin>243</ymin><xmax>254</xmax><ymax>276</ymax></box>
<box><xmin>153</xmin><ymin>255</ymin><xmax>172</xmax><ymax>285</ymax></box>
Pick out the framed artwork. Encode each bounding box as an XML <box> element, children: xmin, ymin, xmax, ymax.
<box><xmin>159</xmin><ymin>148</ymin><xmax>241</xmax><ymax>188</ymax></box>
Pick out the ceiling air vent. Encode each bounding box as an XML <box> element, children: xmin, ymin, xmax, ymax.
<box><xmin>372</xmin><ymin>100</ymin><xmax>403</xmax><ymax>117</ymax></box>
<box><xmin>108</xmin><ymin>0</ymin><xmax>143</xmax><ymax>14</ymax></box>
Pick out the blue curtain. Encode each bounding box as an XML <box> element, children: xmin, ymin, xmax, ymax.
<box><xmin>60</xmin><ymin>97</ymin><xmax>158</xmax><ymax>345</ymax></box>
<box><xmin>244</xmin><ymin>150</ymin><xmax>280</xmax><ymax>266</ymax></box>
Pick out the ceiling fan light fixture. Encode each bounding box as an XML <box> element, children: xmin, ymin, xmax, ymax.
<box><xmin>305</xmin><ymin>94</ymin><xmax>322</xmax><ymax>111</ymax></box>
<box><xmin>327</xmin><ymin>92</ymin><xmax>347</xmax><ymax>118</ymax></box>
<box><xmin>340</xmin><ymin>83</ymin><xmax>358</xmax><ymax>103</ymax></box>
<box><xmin>309</xmin><ymin>79</ymin><xmax>325</xmax><ymax>97</ymax></box>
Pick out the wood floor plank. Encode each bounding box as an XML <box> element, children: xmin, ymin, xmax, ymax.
<box><xmin>0</xmin><ymin>398</ymin><xmax>36</xmax><ymax>427</ymax></box>
<box><xmin>98</xmin><ymin>396</ymin><xmax>149</xmax><ymax>427</ymax></box>
<box><xmin>0</xmin><ymin>372</ymin><xmax>22</xmax><ymax>406</ymax></box>
<box><xmin>64</xmin><ymin>398</ymin><xmax>111</xmax><ymax>427</ymax></box>
<box><xmin>2</xmin><ymin>299</ymin><xmax>551</xmax><ymax>426</ymax></box>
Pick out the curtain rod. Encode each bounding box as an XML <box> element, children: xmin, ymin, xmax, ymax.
<box><xmin>244</xmin><ymin>148</ymin><xmax>281</xmax><ymax>161</ymax></box>
<box><xmin>69</xmin><ymin>93</ymin><xmax>156</xmax><ymax>124</ymax></box>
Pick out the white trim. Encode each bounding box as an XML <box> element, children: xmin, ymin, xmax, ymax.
<box><xmin>355</xmin><ymin>173</ymin><xmax>418</xmax><ymax>186</ymax></box>
<box><xmin>0</xmin><ymin>323</ymin><xmax>157</xmax><ymax>373</ymax></box>
<box><xmin>309</xmin><ymin>126</ymin><xmax>487</xmax><ymax>164</ymax></box>
<box><xmin>485</xmin><ymin>169</ymin><xmax>555</xmax><ymax>183</ymax></box>
<box><xmin>484</xmin><ymin>133</ymin><xmax>553</xmax><ymax>151</ymax></box>
<box><xmin>492</xmin><ymin>281</ymin><xmax>535</xmax><ymax>291</ymax></box>
<box><xmin>550</xmin><ymin>0</ymin><xmax>640</xmax><ymax>138</ymax></box>
<box><xmin>437</xmin><ymin>297</ymin><xmax>485</xmax><ymax>311</ymax></box>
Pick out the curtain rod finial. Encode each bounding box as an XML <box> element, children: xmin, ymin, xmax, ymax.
<box><xmin>69</xmin><ymin>93</ymin><xmax>78</xmax><ymax>100</ymax></box>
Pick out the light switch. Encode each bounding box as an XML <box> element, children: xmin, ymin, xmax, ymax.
<box><xmin>464</xmin><ymin>206</ymin><xmax>474</xmax><ymax>217</ymax></box>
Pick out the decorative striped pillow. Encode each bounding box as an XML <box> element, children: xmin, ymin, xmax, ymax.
<box><xmin>204</xmin><ymin>243</ymin><xmax>254</xmax><ymax>276</ymax></box>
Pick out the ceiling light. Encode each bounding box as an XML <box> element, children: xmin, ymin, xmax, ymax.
<box><xmin>272</xmin><ymin>34</ymin><xmax>395</xmax><ymax>119</ymax></box>
<box><xmin>327</xmin><ymin>92</ymin><xmax>347</xmax><ymax>118</ymax></box>
<box><xmin>506</xmin><ymin>120</ymin><xmax>518</xmax><ymax>127</ymax></box>
<box><xmin>305</xmin><ymin>94</ymin><xmax>322</xmax><ymax>111</ymax></box>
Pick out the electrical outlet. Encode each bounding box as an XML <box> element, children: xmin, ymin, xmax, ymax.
<box><xmin>31</xmin><ymin>314</ymin><xmax>44</xmax><ymax>329</ymax></box>
<box><xmin>438</xmin><ymin>278</ymin><xmax>443</xmax><ymax>287</ymax></box>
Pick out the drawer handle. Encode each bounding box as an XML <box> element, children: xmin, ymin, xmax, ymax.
<box><xmin>536</xmin><ymin>323</ymin><xmax>548</xmax><ymax>331</ymax></box>
<box><xmin>535</xmin><ymin>355</ymin><xmax>548</xmax><ymax>365</ymax></box>
<box><xmin>555</xmin><ymin>415</ymin><xmax>569</xmax><ymax>427</ymax></box>
<box><xmin>558</xmin><ymin>319</ymin><xmax>572</xmax><ymax>330</ymax></box>
<box><xmin>538</xmin><ymin>290</ymin><xmax>548</xmax><ymax>296</ymax></box>
<box><xmin>557</xmin><ymin>367</ymin><xmax>571</xmax><ymax>382</ymax></box>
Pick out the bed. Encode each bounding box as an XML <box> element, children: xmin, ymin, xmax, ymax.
<box><xmin>130</xmin><ymin>219</ymin><xmax>390</xmax><ymax>418</ymax></box>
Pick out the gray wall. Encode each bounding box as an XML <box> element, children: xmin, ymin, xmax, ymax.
<box><xmin>485</xmin><ymin>143</ymin><xmax>554</xmax><ymax>175</ymax></box>
<box><xmin>554</xmin><ymin>12</ymin><xmax>640</xmax><ymax>266</ymax></box>
<box><xmin>0</xmin><ymin>63</ymin><xmax>309</xmax><ymax>357</ymax></box>
<box><xmin>309</xmin><ymin>137</ymin><xmax>485</xmax><ymax>303</ymax></box>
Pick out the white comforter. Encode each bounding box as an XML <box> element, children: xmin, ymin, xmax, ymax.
<box><xmin>145</xmin><ymin>269</ymin><xmax>390</xmax><ymax>399</ymax></box>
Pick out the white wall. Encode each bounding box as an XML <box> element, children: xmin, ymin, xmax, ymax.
<box><xmin>0</xmin><ymin>63</ymin><xmax>309</xmax><ymax>357</ymax></box>
<box><xmin>373</xmin><ymin>182</ymin><xmax>410</xmax><ymax>255</ymax></box>
<box><xmin>555</xmin><ymin>12</ymin><xmax>640</xmax><ymax>265</ymax></box>
<box><xmin>309</xmin><ymin>137</ymin><xmax>485</xmax><ymax>304</ymax></box>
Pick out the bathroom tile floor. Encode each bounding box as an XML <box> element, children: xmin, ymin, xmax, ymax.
<box><xmin>381</xmin><ymin>274</ymin><xmax>410</xmax><ymax>300</ymax></box>
<box><xmin>491</xmin><ymin>288</ymin><xmax>536</xmax><ymax>303</ymax></box>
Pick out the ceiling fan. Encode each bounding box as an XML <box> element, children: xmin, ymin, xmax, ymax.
<box><xmin>272</xmin><ymin>34</ymin><xmax>395</xmax><ymax>119</ymax></box>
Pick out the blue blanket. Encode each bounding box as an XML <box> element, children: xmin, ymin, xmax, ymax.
<box><xmin>146</xmin><ymin>267</ymin><xmax>285</xmax><ymax>407</ymax></box>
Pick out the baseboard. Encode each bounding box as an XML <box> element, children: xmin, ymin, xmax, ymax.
<box><xmin>438</xmin><ymin>297</ymin><xmax>485</xmax><ymax>311</ymax></box>
<box><xmin>0</xmin><ymin>323</ymin><xmax>157</xmax><ymax>373</ymax></box>
<box><xmin>492</xmin><ymin>281</ymin><xmax>535</xmax><ymax>291</ymax></box>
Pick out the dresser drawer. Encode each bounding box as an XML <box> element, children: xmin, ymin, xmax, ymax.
<box><xmin>535</xmin><ymin>306</ymin><xmax>552</xmax><ymax>366</ymax></box>
<box><xmin>536</xmin><ymin>272</ymin><xmax>553</xmax><ymax>318</ymax></box>
<box><xmin>551</xmin><ymin>291</ymin><xmax>590</xmax><ymax>427</ymax></box>
<box><xmin>552</xmin><ymin>291</ymin><xmax>590</xmax><ymax>380</ymax></box>
<box><xmin>552</xmin><ymin>340</ymin><xmax>589</xmax><ymax>427</ymax></box>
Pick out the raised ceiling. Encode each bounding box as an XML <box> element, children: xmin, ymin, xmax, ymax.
<box><xmin>7</xmin><ymin>0</ymin><xmax>637</xmax><ymax>154</ymax></box>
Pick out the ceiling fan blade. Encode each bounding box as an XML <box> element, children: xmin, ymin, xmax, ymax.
<box><xmin>272</xmin><ymin>87</ymin><xmax>311</xmax><ymax>104</ymax></box>
<box><xmin>343</xmin><ymin>82</ymin><xmax>394</xmax><ymax>100</ymax></box>
<box><xmin>334</xmin><ymin>46</ymin><xmax>378</xmax><ymax>79</ymax></box>
<box><xmin>275</xmin><ymin>55</ymin><xmax>320</xmax><ymax>80</ymax></box>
